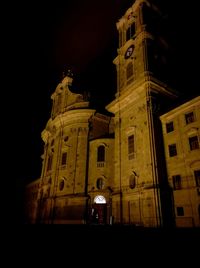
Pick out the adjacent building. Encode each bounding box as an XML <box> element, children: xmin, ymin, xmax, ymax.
<box><xmin>160</xmin><ymin>96</ymin><xmax>200</xmax><ymax>227</ymax></box>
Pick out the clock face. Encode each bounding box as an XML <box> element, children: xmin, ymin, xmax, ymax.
<box><xmin>125</xmin><ymin>45</ymin><xmax>134</xmax><ymax>59</ymax></box>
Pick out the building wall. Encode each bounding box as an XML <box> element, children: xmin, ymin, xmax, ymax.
<box><xmin>38</xmin><ymin>109</ymin><xmax>95</xmax><ymax>224</ymax></box>
<box><xmin>160</xmin><ymin>96</ymin><xmax>200</xmax><ymax>227</ymax></box>
<box><xmin>25</xmin><ymin>178</ymin><xmax>40</xmax><ymax>224</ymax></box>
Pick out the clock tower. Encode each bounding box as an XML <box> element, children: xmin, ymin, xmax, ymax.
<box><xmin>115</xmin><ymin>0</ymin><xmax>173</xmax><ymax>94</ymax></box>
<box><xmin>107</xmin><ymin>0</ymin><xmax>177</xmax><ymax>227</ymax></box>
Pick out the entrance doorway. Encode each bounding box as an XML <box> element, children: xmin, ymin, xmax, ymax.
<box><xmin>89</xmin><ymin>195</ymin><xmax>107</xmax><ymax>224</ymax></box>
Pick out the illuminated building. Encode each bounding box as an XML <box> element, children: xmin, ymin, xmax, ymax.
<box><xmin>160</xmin><ymin>97</ymin><xmax>200</xmax><ymax>227</ymax></box>
<box><xmin>25</xmin><ymin>0</ymin><xmax>200</xmax><ymax>227</ymax></box>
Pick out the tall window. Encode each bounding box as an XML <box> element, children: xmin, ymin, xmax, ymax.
<box><xmin>127</xmin><ymin>62</ymin><xmax>133</xmax><ymax>80</ymax></box>
<box><xmin>129</xmin><ymin>174</ymin><xmax>136</xmax><ymax>189</ymax></box>
<box><xmin>126</xmin><ymin>23</ymin><xmax>135</xmax><ymax>41</ymax></box>
<box><xmin>51</xmin><ymin>139</ymin><xmax>54</xmax><ymax>147</ymax></box>
<box><xmin>59</xmin><ymin>179</ymin><xmax>65</xmax><ymax>191</ymax></box>
<box><xmin>61</xmin><ymin>152</ymin><xmax>67</xmax><ymax>166</ymax></box>
<box><xmin>172</xmin><ymin>175</ymin><xmax>182</xmax><ymax>190</ymax></box>
<box><xmin>194</xmin><ymin>170</ymin><xmax>200</xmax><ymax>187</ymax></box>
<box><xmin>189</xmin><ymin>136</ymin><xmax>199</xmax><ymax>150</ymax></box>
<box><xmin>168</xmin><ymin>144</ymin><xmax>177</xmax><ymax>157</ymax></box>
<box><xmin>96</xmin><ymin>178</ymin><xmax>105</xmax><ymax>190</ymax></box>
<box><xmin>166</xmin><ymin>121</ymin><xmax>174</xmax><ymax>133</ymax></box>
<box><xmin>128</xmin><ymin>134</ymin><xmax>135</xmax><ymax>159</ymax></box>
<box><xmin>47</xmin><ymin>155</ymin><xmax>53</xmax><ymax>171</ymax></box>
<box><xmin>185</xmin><ymin>111</ymin><xmax>195</xmax><ymax>124</ymax></box>
<box><xmin>97</xmin><ymin>146</ymin><xmax>105</xmax><ymax>162</ymax></box>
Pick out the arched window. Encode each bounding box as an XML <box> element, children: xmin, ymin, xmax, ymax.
<box><xmin>97</xmin><ymin>145</ymin><xmax>105</xmax><ymax>162</ymax></box>
<box><xmin>96</xmin><ymin>178</ymin><xmax>105</xmax><ymax>190</ymax></box>
<box><xmin>94</xmin><ymin>195</ymin><xmax>106</xmax><ymax>204</ymax></box>
<box><xmin>59</xmin><ymin>179</ymin><xmax>65</xmax><ymax>191</ymax></box>
<box><xmin>129</xmin><ymin>174</ymin><xmax>136</xmax><ymax>189</ymax></box>
<box><xmin>127</xmin><ymin>62</ymin><xmax>133</xmax><ymax>80</ymax></box>
<box><xmin>126</xmin><ymin>22</ymin><xmax>135</xmax><ymax>41</ymax></box>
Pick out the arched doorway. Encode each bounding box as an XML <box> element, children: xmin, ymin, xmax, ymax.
<box><xmin>90</xmin><ymin>195</ymin><xmax>107</xmax><ymax>224</ymax></box>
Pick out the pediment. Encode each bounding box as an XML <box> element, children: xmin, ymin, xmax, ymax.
<box><xmin>186</xmin><ymin>127</ymin><xmax>199</xmax><ymax>136</ymax></box>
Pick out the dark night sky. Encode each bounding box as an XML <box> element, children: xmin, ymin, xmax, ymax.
<box><xmin>14</xmin><ymin>0</ymin><xmax>199</xmax><ymax>222</ymax></box>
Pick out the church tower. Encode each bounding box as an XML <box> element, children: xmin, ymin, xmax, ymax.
<box><xmin>106</xmin><ymin>0</ymin><xmax>177</xmax><ymax>227</ymax></box>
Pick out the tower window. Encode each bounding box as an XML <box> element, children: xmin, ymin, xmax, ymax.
<box><xmin>126</xmin><ymin>22</ymin><xmax>135</xmax><ymax>41</ymax></box>
<box><xmin>185</xmin><ymin>112</ymin><xmax>195</xmax><ymax>124</ymax></box>
<box><xmin>51</xmin><ymin>139</ymin><xmax>54</xmax><ymax>147</ymax></box>
<box><xmin>189</xmin><ymin>136</ymin><xmax>199</xmax><ymax>150</ymax></box>
<box><xmin>47</xmin><ymin>155</ymin><xmax>53</xmax><ymax>171</ymax></box>
<box><xmin>194</xmin><ymin>170</ymin><xmax>200</xmax><ymax>187</ymax></box>
<box><xmin>168</xmin><ymin>144</ymin><xmax>177</xmax><ymax>157</ymax></box>
<box><xmin>166</xmin><ymin>122</ymin><xmax>174</xmax><ymax>133</ymax></box>
<box><xmin>128</xmin><ymin>134</ymin><xmax>135</xmax><ymax>159</ymax></box>
<box><xmin>172</xmin><ymin>175</ymin><xmax>182</xmax><ymax>190</ymax></box>
<box><xmin>61</xmin><ymin>152</ymin><xmax>67</xmax><ymax>166</ymax></box>
<box><xmin>127</xmin><ymin>62</ymin><xmax>134</xmax><ymax>80</ymax></box>
<box><xmin>97</xmin><ymin>145</ymin><xmax>105</xmax><ymax>162</ymax></box>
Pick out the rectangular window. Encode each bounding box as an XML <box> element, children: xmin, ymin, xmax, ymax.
<box><xmin>168</xmin><ymin>144</ymin><xmax>177</xmax><ymax>157</ymax></box>
<box><xmin>185</xmin><ymin>111</ymin><xmax>195</xmax><ymax>124</ymax></box>
<box><xmin>130</xmin><ymin>23</ymin><xmax>135</xmax><ymax>38</ymax></box>
<box><xmin>61</xmin><ymin>152</ymin><xmax>67</xmax><ymax>166</ymax></box>
<box><xmin>194</xmin><ymin>170</ymin><xmax>200</xmax><ymax>187</ymax></box>
<box><xmin>47</xmin><ymin>155</ymin><xmax>53</xmax><ymax>171</ymax></box>
<box><xmin>126</xmin><ymin>22</ymin><xmax>135</xmax><ymax>41</ymax></box>
<box><xmin>177</xmin><ymin>207</ymin><xmax>184</xmax><ymax>216</ymax></box>
<box><xmin>128</xmin><ymin>134</ymin><xmax>135</xmax><ymax>159</ymax></box>
<box><xmin>166</xmin><ymin>122</ymin><xmax>174</xmax><ymax>133</ymax></box>
<box><xmin>172</xmin><ymin>175</ymin><xmax>182</xmax><ymax>190</ymax></box>
<box><xmin>97</xmin><ymin>146</ymin><xmax>105</xmax><ymax>162</ymax></box>
<box><xmin>189</xmin><ymin>136</ymin><xmax>199</xmax><ymax>150</ymax></box>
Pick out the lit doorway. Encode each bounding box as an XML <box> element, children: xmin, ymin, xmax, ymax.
<box><xmin>90</xmin><ymin>195</ymin><xmax>107</xmax><ymax>224</ymax></box>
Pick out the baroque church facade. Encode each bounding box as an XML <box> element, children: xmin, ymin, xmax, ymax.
<box><xmin>25</xmin><ymin>0</ymin><xmax>200</xmax><ymax>227</ymax></box>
